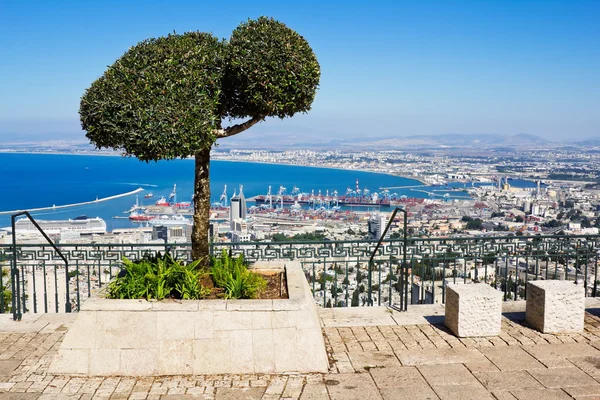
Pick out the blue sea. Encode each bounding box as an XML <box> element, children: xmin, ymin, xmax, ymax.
<box><xmin>0</xmin><ymin>153</ymin><xmax>538</xmax><ymax>231</ymax></box>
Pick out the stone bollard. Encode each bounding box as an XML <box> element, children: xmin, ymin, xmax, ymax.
<box><xmin>445</xmin><ymin>283</ymin><xmax>503</xmax><ymax>337</ymax></box>
<box><xmin>526</xmin><ymin>280</ymin><xmax>585</xmax><ymax>333</ymax></box>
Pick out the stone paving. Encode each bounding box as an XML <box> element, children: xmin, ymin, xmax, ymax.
<box><xmin>1</xmin><ymin>301</ymin><xmax>600</xmax><ymax>399</ymax></box>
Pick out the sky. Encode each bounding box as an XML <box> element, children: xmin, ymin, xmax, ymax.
<box><xmin>0</xmin><ymin>0</ymin><xmax>598</xmax><ymax>142</ymax></box>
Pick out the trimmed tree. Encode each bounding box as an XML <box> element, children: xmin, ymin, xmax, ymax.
<box><xmin>80</xmin><ymin>17</ymin><xmax>320</xmax><ymax>262</ymax></box>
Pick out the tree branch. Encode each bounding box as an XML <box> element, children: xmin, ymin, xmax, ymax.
<box><xmin>216</xmin><ymin>116</ymin><xmax>264</xmax><ymax>138</ymax></box>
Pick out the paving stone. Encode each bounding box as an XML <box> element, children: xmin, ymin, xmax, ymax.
<box><xmin>480</xmin><ymin>346</ymin><xmax>545</xmax><ymax>371</ymax></box>
<box><xmin>214</xmin><ymin>387</ymin><xmax>266</xmax><ymax>399</ymax></box>
<box><xmin>281</xmin><ymin>376</ymin><xmax>303</xmax><ymax>398</ymax></box>
<box><xmin>0</xmin><ymin>361</ymin><xmax>21</xmax><ymax>376</ymax></box>
<box><xmin>522</xmin><ymin>343</ymin><xmax>600</xmax><ymax>368</ymax></box>
<box><xmin>347</xmin><ymin>351</ymin><xmax>400</xmax><ymax>370</ymax></box>
<box><xmin>510</xmin><ymin>388</ymin><xmax>572</xmax><ymax>400</ymax></box>
<box><xmin>298</xmin><ymin>383</ymin><xmax>329</xmax><ymax>400</ymax></box>
<box><xmin>474</xmin><ymin>371</ymin><xmax>544</xmax><ymax>392</ymax></box>
<box><xmin>432</xmin><ymin>385</ymin><xmax>495</xmax><ymax>400</ymax></box>
<box><xmin>369</xmin><ymin>366</ymin><xmax>429</xmax><ymax>389</ymax></box>
<box><xmin>564</xmin><ymin>385</ymin><xmax>600</xmax><ymax>398</ymax></box>
<box><xmin>528</xmin><ymin>367</ymin><xmax>599</xmax><ymax>388</ymax></box>
<box><xmin>567</xmin><ymin>356</ymin><xmax>600</xmax><ymax>377</ymax></box>
<box><xmin>0</xmin><ymin>394</ymin><xmax>39</xmax><ymax>400</ymax></box>
<box><xmin>324</xmin><ymin>373</ymin><xmax>382</xmax><ymax>400</ymax></box>
<box><xmin>380</xmin><ymin>387</ymin><xmax>439</xmax><ymax>400</ymax></box>
<box><xmin>395</xmin><ymin>347</ymin><xmax>486</xmax><ymax>366</ymax></box>
<box><xmin>417</xmin><ymin>364</ymin><xmax>482</xmax><ymax>387</ymax></box>
<box><xmin>491</xmin><ymin>392</ymin><xmax>517</xmax><ymax>400</ymax></box>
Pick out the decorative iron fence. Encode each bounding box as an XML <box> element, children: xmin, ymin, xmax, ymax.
<box><xmin>1</xmin><ymin>234</ymin><xmax>599</xmax><ymax>319</ymax></box>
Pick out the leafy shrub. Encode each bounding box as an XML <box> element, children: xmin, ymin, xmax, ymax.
<box><xmin>107</xmin><ymin>253</ymin><xmax>210</xmax><ymax>300</ymax></box>
<box><xmin>210</xmin><ymin>251</ymin><xmax>266</xmax><ymax>299</ymax></box>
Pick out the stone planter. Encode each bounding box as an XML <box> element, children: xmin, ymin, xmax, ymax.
<box><xmin>49</xmin><ymin>262</ymin><xmax>328</xmax><ymax>376</ymax></box>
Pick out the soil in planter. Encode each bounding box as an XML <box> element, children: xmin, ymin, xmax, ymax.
<box><xmin>256</xmin><ymin>270</ymin><xmax>289</xmax><ymax>300</ymax></box>
<box><xmin>203</xmin><ymin>270</ymin><xmax>288</xmax><ymax>300</ymax></box>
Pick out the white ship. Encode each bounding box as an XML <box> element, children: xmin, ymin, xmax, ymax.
<box><xmin>148</xmin><ymin>214</ymin><xmax>192</xmax><ymax>227</ymax></box>
<box><xmin>12</xmin><ymin>215</ymin><xmax>107</xmax><ymax>235</ymax></box>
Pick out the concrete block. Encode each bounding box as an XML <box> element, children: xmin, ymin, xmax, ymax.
<box><xmin>157</xmin><ymin>312</ymin><xmax>194</xmax><ymax>340</ymax></box>
<box><xmin>197</xmin><ymin>299</ymin><xmax>227</xmax><ymax>310</ymax></box>
<box><xmin>194</xmin><ymin>311</ymin><xmax>214</xmax><ymax>339</ymax></box>
<box><xmin>159</xmin><ymin>340</ymin><xmax>193</xmax><ymax>375</ymax></box>
<box><xmin>252</xmin><ymin>329</ymin><xmax>275</xmax><ymax>373</ymax></box>
<box><xmin>273</xmin><ymin>327</ymin><xmax>298</xmax><ymax>372</ymax></box>
<box><xmin>59</xmin><ymin>311</ymin><xmax>96</xmax><ymax>349</ymax></box>
<box><xmin>214</xmin><ymin>310</ymin><xmax>252</xmax><ymax>330</ymax></box>
<box><xmin>95</xmin><ymin>311</ymin><xmax>157</xmax><ymax>349</ymax></box>
<box><xmin>81</xmin><ymin>298</ymin><xmax>152</xmax><ymax>311</ymax></box>
<box><xmin>152</xmin><ymin>300</ymin><xmax>199</xmax><ymax>311</ymax></box>
<box><xmin>89</xmin><ymin>348</ymin><xmax>121</xmax><ymax>375</ymax></box>
<box><xmin>445</xmin><ymin>283</ymin><xmax>502</xmax><ymax>337</ymax></box>
<box><xmin>296</xmin><ymin>329</ymin><xmax>329</xmax><ymax>372</ymax></box>
<box><xmin>229</xmin><ymin>330</ymin><xmax>254</xmax><ymax>373</ymax></box>
<box><xmin>49</xmin><ymin>348</ymin><xmax>89</xmax><ymax>375</ymax></box>
<box><xmin>526</xmin><ymin>280</ymin><xmax>585</xmax><ymax>333</ymax></box>
<box><xmin>251</xmin><ymin>312</ymin><xmax>273</xmax><ymax>330</ymax></box>
<box><xmin>120</xmin><ymin>349</ymin><xmax>158</xmax><ymax>376</ymax></box>
<box><xmin>193</xmin><ymin>333</ymin><xmax>231</xmax><ymax>375</ymax></box>
<box><xmin>227</xmin><ymin>299</ymin><xmax>273</xmax><ymax>311</ymax></box>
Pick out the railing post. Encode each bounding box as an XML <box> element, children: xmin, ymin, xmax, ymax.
<box><xmin>10</xmin><ymin>216</ymin><xmax>20</xmax><ymax>321</ymax></box>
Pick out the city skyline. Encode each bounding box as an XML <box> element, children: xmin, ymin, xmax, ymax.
<box><xmin>0</xmin><ymin>0</ymin><xmax>598</xmax><ymax>141</ymax></box>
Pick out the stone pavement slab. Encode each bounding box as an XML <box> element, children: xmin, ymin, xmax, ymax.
<box><xmin>324</xmin><ymin>373</ymin><xmax>382</xmax><ymax>400</ymax></box>
<box><xmin>432</xmin><ymin>385</ymin><xmax>495</xmax><ymax>400</ymax></box>
<box><xmin>380</xmin><ymin>386</ymin><xmax>440</xmax><ymax>400</ymax></box>
<box><xmin>347</xmin><ymin>351</ymin><xmax>400</xmax><ymax>370</ymax></box>
<box><xmin>417</xmin><ymin>364</ymin><xmax>483</xmax><ymax>387</ymax></box>
<box><xmin>214</xmin><ymin>387</ymin><xmax>266</xmax><ymax>399</ymax></box>
<box><xmin>528</xmin><ymin>367</ymin><xmax>600</xmax><ymax>389</ymax></box>
<box><xmin>474</xmin><ymin>370</ymin><xmax>543</xmax><ymax>392</ymax></box>
<box><xmin>479</xmin><ymin>346</ymin><xmax>546</xmax><ymax>371</ymax></box>
<box><xmin>369</xmin><ymin>366</ymin><xmax>429</xmax><ymax>389</ymax></box>
<box><xmin>510</xmin><ymin>388</ymin><xmax>572</xmax><ymax>400</ymax></box>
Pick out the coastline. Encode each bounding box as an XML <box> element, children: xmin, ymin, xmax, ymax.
<box><xmin>211</xmin><ymin>158</ymin><xmax>429</xmax><ymax>186</ymax></box>
<box><xmin>0</xmin><ymin>150</ymin><xmax>429</xmax><ymax>186</ymax></box>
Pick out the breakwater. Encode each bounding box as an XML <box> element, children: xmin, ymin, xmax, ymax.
<box><xmin>0</xmin><ymin>188</ymin><xmax>144</xmax><ymax>215</ymax></box>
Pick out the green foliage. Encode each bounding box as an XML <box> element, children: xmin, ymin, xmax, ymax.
<box><xmin>80</xmin><ymin>17</ymin><xmax>320</xmax><ymax>162</ymax></box>
<box><xmin>542</xmin><ymin>219</ymin><xmax>563</xmax><ymax>228</ymax></box>
<box><xmin>81</xmin><ymin>32</ymin><xmax>226</xmax><ymax>161</ymax></box>
<box><xmin>270</xmin><ymin>232</ymin><xmax>326</xmax><ymax>242</ymax></box>
<box><xmin>466</xmin><ymin>218</ymin><xmax>484</xmax><ymax>230</ymax></box>
<box><xmin>107</xmin><ymin>253</ymin><xmax>210</xmax><ymax>300</ymax></box>
<box><xmin>225</xmin><ymin>17</ymin><xmax>320</xmax><ymax>120</ymax></box>
<box><xmin>210</xmin><ymin>251</ymin><xmax>266</xmax><ymax>299</ymax></box>
<box><xmin>351</xmin><ymin>289</ymin><xmax>360</xmax><ymax>307</ymax></box>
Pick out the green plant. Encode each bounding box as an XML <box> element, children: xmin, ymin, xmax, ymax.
<box><xmin>107</xmin><ymin>253</ymin><xmax>209</xmax><ymax>300</ymax></box>
<box><xmin>210</xmin><ymin>251</ymin><xmax>267</xmax><ymax>299</ymax></box>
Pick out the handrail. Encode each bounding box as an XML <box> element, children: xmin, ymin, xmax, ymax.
<box><xmin>367</xmin><ymin>207</ymin><xmax>408</xmax><ymax>309</ymax></box>
<box><xmin>11</xmin><ymin>211</ymin><xmax>70</xmax><ymax>320</ymax></box>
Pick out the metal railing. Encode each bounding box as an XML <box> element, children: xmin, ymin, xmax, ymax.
<box><xmin>8</xmin><ymin>212</ymin><xmax>69</xmax><ymax>320</ymax></box>
<box><xmin>1</xmin><ymin>234</ymin><xmax>599</xmax><ymax>318</ymax></box>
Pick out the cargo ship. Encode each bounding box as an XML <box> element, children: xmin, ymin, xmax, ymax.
<box><xmin>253</xmin><ymin>180</ymin><xmax>393</xmax><ymax>208</ymax></box>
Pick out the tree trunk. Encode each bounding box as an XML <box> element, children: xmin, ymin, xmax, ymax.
<box><xmin>191</xmin><ymin>147</ymin><xmax>211</xmax><ymax>264</ymax></box>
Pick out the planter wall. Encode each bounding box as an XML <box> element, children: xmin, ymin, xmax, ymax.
<box><xmin>49</xmin><ymin>262</ymin><xmax>328</xmax><ymax>376</ymax></box>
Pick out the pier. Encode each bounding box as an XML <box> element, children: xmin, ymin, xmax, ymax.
<box><xmin>0</xmin><ymin>188</ymin><xmax>144</xmax><ymax>215</ymax></box>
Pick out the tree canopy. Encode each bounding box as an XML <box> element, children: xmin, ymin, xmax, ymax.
<box><xmin>80</xmin><ymin>17</ymin><xmax>320</xmax><ymax>161</ymax></box>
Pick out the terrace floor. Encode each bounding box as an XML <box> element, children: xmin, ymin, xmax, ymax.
<box><xmin>1</xmin><ymin>300</ymin><xmax>600</xmax><ymax>399</ymax></box>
